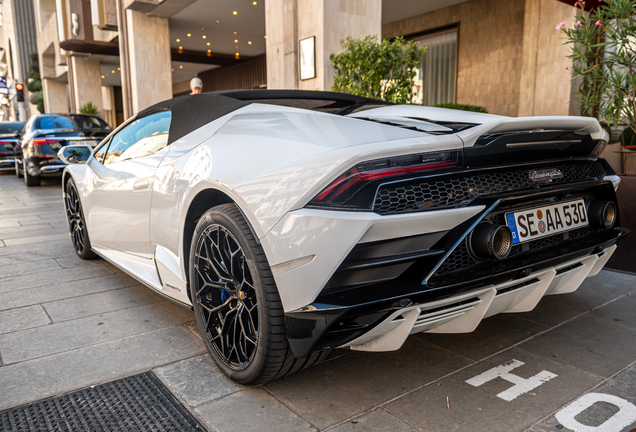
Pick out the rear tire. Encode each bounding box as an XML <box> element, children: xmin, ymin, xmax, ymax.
<box><xmin>64</xmin><ymin>178</ymin><xmax>97</xmax><ymax>260</ymax></box>
<box><xmin>23</xmin><ymin>163</ymin><xmax>40</xmax><ymax>187</ymax></box>
<box><xmin>189</xmin><ymin>204</ymin><xmax>330</xmax><ymax>385</ymax></box>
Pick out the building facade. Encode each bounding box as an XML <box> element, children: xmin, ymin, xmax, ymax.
<box><xmin>22</xmin><ymin>0</ymin><xmax>585</xmax><ymax>127</ymax></box>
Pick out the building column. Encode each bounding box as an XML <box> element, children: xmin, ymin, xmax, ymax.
<box><xmin>42</xmin><ymin>79</ymin><xmax>69</xmax><ymax>113</ymax></box>
<box><xmin>68</xmin><ymin>55</ymin><xmax>103</xmax><ymax>113</ymax></box>
<box><xmin>265</xmin><ymin>0</ymin><xmax>381</xmax><ymax>91</ymax></box>
<box><xmin>119</xmin><ymin>7</ymin><xmax>172</xmax><ymax>116</ymax></box>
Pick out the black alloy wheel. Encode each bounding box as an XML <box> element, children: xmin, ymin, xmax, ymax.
<box><xmin>23</xmin><ymin>159</ymin><xmax>41</xmax><ymax>187</ymax></box>
<box><xmin>189</xmin><ymin>204</ymin><xmax>330</xmax><ymax>385</ymax></box>
<box><xmin>194</xmin><ymin>224</ymin><xmax>259</xmax><ymax>370</ymax></box>
<box><xmin>64</xmin><ymin>179</ymin><xmax>97</xmax><ymax>260</ymax></box>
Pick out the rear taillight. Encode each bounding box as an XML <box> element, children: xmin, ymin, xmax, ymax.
<box><xmin>32</xmin><ymin>139</ymin><xmax>61</xmax><ymax>146</ymax></box>
<box><xmin>309</xmin><ymin>150</ymin><xmax>461</xmax><ymax>210</ymax></box>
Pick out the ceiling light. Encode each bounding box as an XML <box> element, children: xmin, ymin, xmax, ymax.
<box><xmin>176</xmin><ymin>38</ymin><xmax>180</xmax><ymax>42</ymax></box>
<box><xmin>171</xmin><ymin>68</ymin><xmax>174</xmax><ymax>71</ymax></box>
<box><xmin>101</xmin><ymin>75</ymin><xmax>105</xmax><ymax>79</ymax></box>
<box><xmin>216</xmin><ymin>19</ymin><xmax>220</xmax><ymax>23</ymax></box>
<box><xmin>233</xmin><ymin>11</ymin><xmax>237</xmax><ymax>15</ymax></box>
<box><xmin>179</xmin><ymin>46</ymin><xmax>183</xmax><ymax>49</ymax></box>
<box><xmin>235</xmin><ymin>53</ymin><xmax>239</xmax><ymax>58</ymax></box>
<box><xmin>187</xmin><ymin>33</ymin><xmax>191</xmax><ymax>37</ymax></box>
<box><xmin>202</xmin><ymin>35</ymin><xmax>206</xmax><ymax>39</ymax></box>
<box><xmin>111</xmin><ymin>70</ymin><xmax>115</xmax><ymax>73</ymax></box>
<box><xmin>264</xmin><ymin>35</ymin><xmax>266</xmax><ymax>39</ymax></box>
<box><xmin>234</xmin><ymin>39</ymin><xmax>238</xmax><ymax>43</ymax></box>
<box><xmin>179</xmin><ymin>65</ymin><xmax>183</xmax><ymax>69</ymax></box>
<box><xmin>248</xmin><ymin>41</ymin><xmax>252</xmax><ymax>44</ymax></box>
<box><xmin>117</xmin><ymin>67</ymin><xmax>120</xmax><ymax>70</ymax></box>
<box><xmin>207</xmin><ymin>42</ymin><xmax>210</xmax><ymax>46</ymax></box>
<box><xmin>235</xmin><ymin>45</ymin><xmax>238</xmax><ymax>49</ymax></box>
<box><xmin>253</xmin><ymin>1</ymin><xmax>257</xmax><ymax>4</ymax></box>
<box><xmin>234</xmin><ymin>31</ymin><xmax>237</xmax><ymax>34</ymax></box>
<box><xmin>201</xmin><ymin>27</ymin><xmax>205</xmax><ymax>30</ymax></box>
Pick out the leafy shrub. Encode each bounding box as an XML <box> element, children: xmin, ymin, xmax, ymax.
<box><xmin>79</xmin><ymin>102</ymin><xmax>99</xmax><ymax>115</ymax></box>
<box><xmin>330</xmin><ymin>35</ymin><xmax>426</xmax><ymax>104</ymax></box>
<box><xmin>434</xmin><ymin>103</ymin><xmax>488</xmax><ymax>113</ymax></box>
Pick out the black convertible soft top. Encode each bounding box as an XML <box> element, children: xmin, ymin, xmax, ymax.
<box><xmin>137</xmin><ymin>90</ymin><xmax>389</xmax><ymax>145</ymax></box>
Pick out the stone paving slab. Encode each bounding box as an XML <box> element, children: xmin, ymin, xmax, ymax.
<box><xmin>0</xmin><ymin>304</ymin><xmax>51</xmax><ymax>334</ymax></box>
<box><xmin>195</xmin><ymin>388</ymin><xmax>317</xmax><ymax>432</ymax></box>
<box><xmin>519</xmin><ymin>315</ymin><xmax>636</xmax><ymax>378</ymax></box>
<box><xmin>328</xmin><ymin>408</ymin><xmax>418</xmax><ymax>432</ymax></box>
<box><xmin>265</xmin><ymin>338</ymin><xmax>472</xmax><ymax>430</ymax></box>
<box><xmin>532</xmin><ymin>363</ymin><xmax>636</xmax><ymax>432</ymax></box>
<box><xmin>0</xmin><ymin>263</ymin><xmax>115</xmax><ymax>294</ymax></box>
<box><xmin>43</xmin><ymin>285</ymin><xmax>160</xmax><ymax>322</ymax></box>
<box><xmin>385</xmin><ymin>348</ymin><xmax>603</xmax><ymax>432</ymax></box>
<box><xmin>0</xmin><ymin>300</ymin><xmax>196</xmax><ymax>364</ymax></box>
<box><xmin>0</xmin><ymin>326</ymin><xmax>206</xmax><ymax>411</ymax></box>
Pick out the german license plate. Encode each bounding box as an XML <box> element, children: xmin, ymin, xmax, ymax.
<box><xmin>505</xmin><ymin>199</ymin><xmax>588</xmax><ymax>245</ymax></box>
<box><xmin>69</xmin><ymin>140</ymin><xmax>98</xmax><ymax>147</ymax></box>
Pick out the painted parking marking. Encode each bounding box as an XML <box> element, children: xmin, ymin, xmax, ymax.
<box><xmin>555</xmin><ymin>392</ymin><xmax>636</xmax><ymax>432</ymax></box>
<box><xmin>465</xmin><ymin>359</ymin><xmax>557</xmax><ymax>402</ymax></box>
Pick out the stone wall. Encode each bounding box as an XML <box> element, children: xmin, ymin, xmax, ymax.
<box><xmin>382</xmin><ymin>0</ymin><xmax>577</xmax><ymax>117</ymax></box>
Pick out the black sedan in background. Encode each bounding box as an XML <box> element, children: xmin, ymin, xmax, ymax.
<box><xmin>0</xmin><ymin>122</ymin><xmax>25</xmax><ymax>171</ymax></box>
<box><xmin>15</xmin><ymin>114</ymin><xmax>111</xmax><ymax>186</ymax></box>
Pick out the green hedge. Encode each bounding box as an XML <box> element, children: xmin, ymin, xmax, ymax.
<box><xmin>433</xmin><ymin>103</ymin><xmax>488</xmax><ymax>113</ymax></box>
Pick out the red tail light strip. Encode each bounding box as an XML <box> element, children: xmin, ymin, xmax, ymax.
<box><xmin>32</xmin><ymin>139</ymin><xmax>62</xmax><ymax>146</ymax></box>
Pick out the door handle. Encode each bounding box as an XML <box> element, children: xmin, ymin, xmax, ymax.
<box><xmin>133</xmin><ymin>178</ymin><xmax>151</xmax><ymax>191</ymax></box>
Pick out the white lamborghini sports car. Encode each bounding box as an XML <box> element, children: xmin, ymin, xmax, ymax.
<box><xmin>59</xmin><ymin>90</ymin><xmax>627</xmax><ymax>384</ymax></box>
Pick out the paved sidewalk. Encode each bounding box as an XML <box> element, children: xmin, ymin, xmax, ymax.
<box><xmin>0</xmin><ymin>171</ymin><xmax>635</xmax><ymax>432</ymax></box>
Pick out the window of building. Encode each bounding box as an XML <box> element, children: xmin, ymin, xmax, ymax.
<box><xmin>413</xmin><ymin>31</ymin><xmax>457</xmax><ymax>106</ymax></box>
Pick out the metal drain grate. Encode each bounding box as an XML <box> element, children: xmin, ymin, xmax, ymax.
<box><xmin>0</xmin><ymin>372</ymin><xmax>203</xmax><ymax>432</ymax></box>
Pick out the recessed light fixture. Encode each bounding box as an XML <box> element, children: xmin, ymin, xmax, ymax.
<box><xmin>234</xmin><ymin>39</ymin><xmax>238</xmax><ymax>43</ymax></box>
<box><xmin>264</xmin><ymin>35</ymin><xmax>266</xmax><ymax>39</ymax></box>
<box><xmin>235</xmin><ymin>45</ymin><xmax>238</xmax><ymax>49</ymax></box>
<box><xmin>248</xmin><ymin>41</ymin><xmax>252</xmax><ymax>44</ymax></box>
<box><xmin>111</xmin><ymin>70</ymin><xmax>115</xmax><ymax>73</ymax></box>
<box><xmin>117</xmin><ymin>67</ymin><xmax>120</xmax><ymax>70</ymax></box>
<box><xmin>233</xmin><ymin>11</ymin><xmax>237</xmax><ymax>15</ymax></box>
<box><xmin>101</xmin><ymin>75</ymin><xmax>105</xmax><ymax>79</ymax></box>
<box><xmin>187</xmin><ymin>33</ymin><xmax>191</xmax><ymax>37</ymax></box>
<box><xmin>201</xmin><ymin>27</ymin><xmax>205</xmax><ymax>30</ymax></box>
<box><xmin>235</xmin><ymin>53</ymin><xmax>239</xmax><ymax>58</ymax></box>
<box><xmin>216</xmin><ymin>19</ymin><xmax>220</xmax><ymax>23</ymax></box>
<box><xmin>202</xmin><ymin>35</ymin><xmax>206</xmax><ymax>39</ymax></box>
<box><xmin>234</xmin><ymin>31</ymin><xmax>237</xmax><ymax>34</ymax></box>
<box><xmin>179</xmin><ymin>46</ymin><xmax>183</xmax><ymax>50</ymax></box>
<box><xmin>179</xmin><ymin>65</ymin><xmax>183</xmax><ymax>69</ymax></box>
<box><xmin>207</xmin><ymin>42</ymin><xmax>210</xmax><ymax>46</ymax></box>
<box><xmin>176</xmin><ymin>38</ymin><xmax>180</xmax><ymax>42</ymax></box>
<box><xmin>253</xmin><ymin>1</ymin><xmax>257</xmax><ymax>4</ymax></box>
<box><xmin>171</xmin><ymin>68</ymin><xmax>174</xmax><ymax>71</ymax></box>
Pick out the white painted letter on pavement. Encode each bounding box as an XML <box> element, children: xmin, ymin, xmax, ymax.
<box><xmin>555</xmin><ymin>392</ymin><xmax>636</xmax><ymax>432</ymax></box>
<box><xmin>465</xmin><ymin>359</ymin><xmax>557</xmax><ymax>402</ymax></box>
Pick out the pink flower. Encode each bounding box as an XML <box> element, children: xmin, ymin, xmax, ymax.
<box><xmin>565</xmin><ymin>66</ymin><xmax>569</xmax><ymax>70</ymax></box>
<box><xmin>575</xmin><ymin>0</ymin><xmax>585</xmax><ymax>6</ymax></box>
<box><xmin>556</xmin><ymin>21</ymin><xmax>566</xmax><ymax>30</ymax></box>
<box><xmin>575</xmin><ymin>20</ymin><xmax>582</xmax><ymax>26</ymax></box>
<box><xmin>595</xmin><ymin>20</ymin><xmax>604</xmax><ymax>26</ymax></box>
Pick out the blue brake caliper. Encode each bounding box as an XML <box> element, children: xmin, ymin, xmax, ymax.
<box><xmin>220</xmin><ymin>278</ymin><xmax>229</xmax><ymax>303</ymax></box>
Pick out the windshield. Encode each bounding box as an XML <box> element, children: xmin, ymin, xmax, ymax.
<box><xmin>70</xmin><ymin>115</ymin><xmax>111</xmax><ymax>130</ymax></box>
<box><xmin>0</xmin><ymin>122</ymin><xmax>24</xmax><ymax>133</ymax></box>
<box><xmin>35</xmin><ymin>116</ymin><xmax>77</xmax><ymax>130</ymax></box>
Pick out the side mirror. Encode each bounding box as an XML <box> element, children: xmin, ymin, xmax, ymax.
<box><xmin>58</xmin><ymin>145</ymin><xmax>92</xmax><ymax>164</ymax></box>
<box><xmin>12</xmin><ymin>130</ymin><xmax>21</xmax><ymax>139</ymax></box>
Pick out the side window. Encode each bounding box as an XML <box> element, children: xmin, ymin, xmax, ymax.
<box><xmin>103</xmin><ymin>111</ymin><xmax>172</xmax><ymax>165</ymax></box>
<box><xmin>93</xmin><ymin>140</ymin><xmax>110</xmax><ymax>164</ymax></box>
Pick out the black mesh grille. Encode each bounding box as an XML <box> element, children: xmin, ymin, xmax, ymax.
<box><xmin>0</xmin><ymin>372</ymin><xmax>202</xmax><ymax>432</ymax></box>
<box><xmin>374</xmin><ymin>160</ymin><xmax>605</xmax><ymax>215</ymax></box>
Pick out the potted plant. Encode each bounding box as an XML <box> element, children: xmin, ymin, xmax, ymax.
<box><xmin>559</xmin><ymin>0</ymin><xmax>636</xmax><ymax>173</ymax></box>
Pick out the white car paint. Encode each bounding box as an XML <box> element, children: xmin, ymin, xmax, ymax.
<box><xmin>62</xmin><ymin>102</ymin><xmax>616</xmax><ymax>354</ymax></box>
